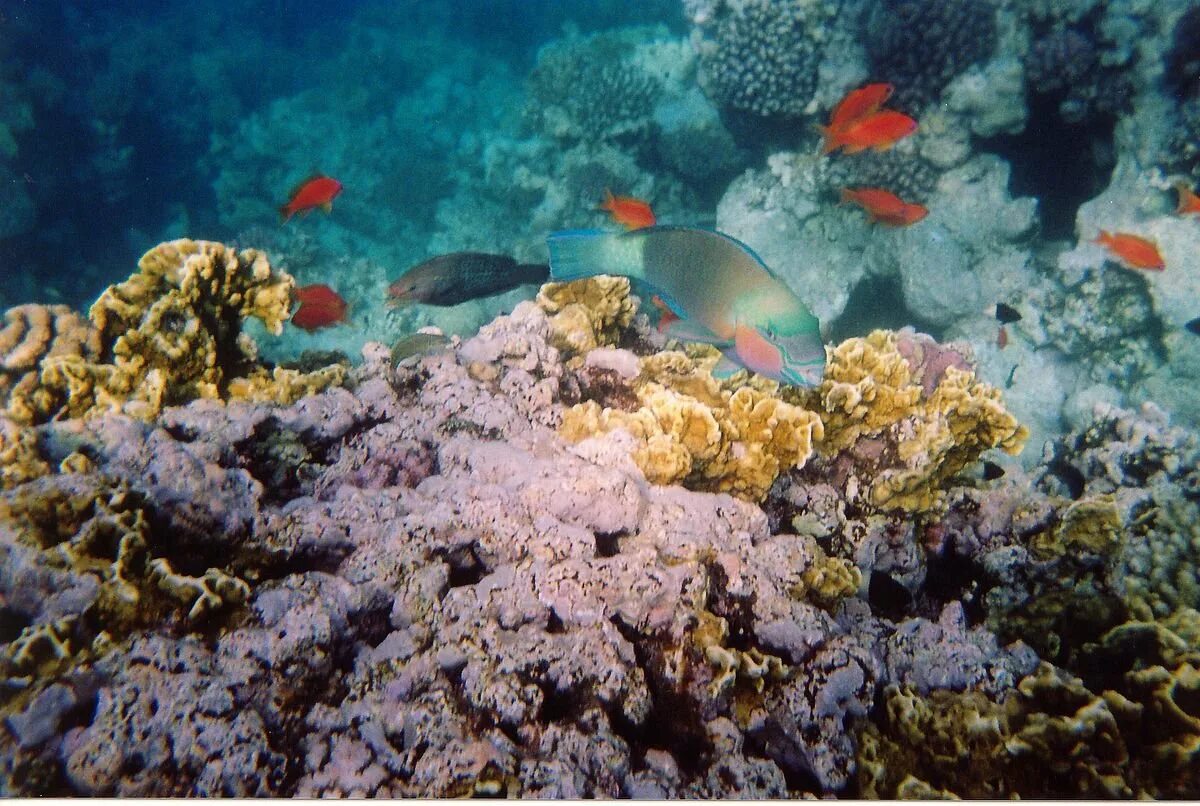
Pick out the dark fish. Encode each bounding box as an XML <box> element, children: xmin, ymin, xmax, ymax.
<box><xmin>1186</xmin><ymin>317</ymin><xmax>1200</xmax><ymax>335</ymax></box>
<box><xmin>995</xmin><ymin>302</ymin><xmax>1021</xmax><ymax>324</ymax></box>
<box><xmin>388</xmin><ymin>252</ymin><xmax>549</xmax><ymax>307</ymax></box>
<box><xmin>982</xmin><ymin>461</ymin><xmax>1004</xmax><ymax>481</ymax></box>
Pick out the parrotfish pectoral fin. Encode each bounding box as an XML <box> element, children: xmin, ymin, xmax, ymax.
<box><xmin>712</xmin><ymin>351</ymin><xmax>745</xmax><ymax>379</ymax></box>
<box><xmin>662</xmin><ymin>317</ymin><xmax>725</xmax><ymax>346</ymax></box>
<box><xmin>547</xmin><ymin>229</ymin><xmax>645</xmax><ymax>284</ymax></box>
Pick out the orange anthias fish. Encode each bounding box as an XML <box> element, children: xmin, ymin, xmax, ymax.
<box><xmin>826</xmin><ymin>82</ymin><xmax>893</xmax><ymax>133</ymax></box>
<box><xmin>599</xmin><ymin>189</ymin><xmax>656</xmax><ymax>229</ymax></box>
<box><xmin>280</xmin><ymin>175</ymin><xmax>343</xmax><ymax>222</ymax></box>
<box><xmin>823</xmin><ymin>109</ymin><xmax>918</xmax><ymax>155</ymax></box>
<box><xmin>291</xmin><ymin>283</ymin><xmax>348</xmax><ymax>331</ymax></box>
<box><xmin>1175</xmin><ymin>181</ymin><xmax>1200</xmax><ymax>216</ymax></box>
<box><xmin>840</xmin><ymin>187</ymin><xmax>928</xmax><ymax>227</ymax></box>
<box><xmin>1094</xmin><ymin>230</ymin><xmax>1165</xmax><ymax>272</ymax></box>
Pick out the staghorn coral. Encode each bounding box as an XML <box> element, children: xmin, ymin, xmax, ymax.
<box><xmin>4</xmin><ymin>239</ymin><xmax>342</xmax><ymax>425</ymax></box>
<box><xmin>806</xmin><ymin>329</ymin><xmax>1026</xmax><ymax>513</ymax></box>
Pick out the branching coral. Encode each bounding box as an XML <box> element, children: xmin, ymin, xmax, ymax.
<box><xmin>3</xmin><ymin>239</ymin><xmax>343</xmax><ymax>424</ymax></box>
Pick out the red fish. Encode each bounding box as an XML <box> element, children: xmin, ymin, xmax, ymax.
<box><xmin>823</xmin><ymin>109</ymin><xmax>918</xmax><ymax>155</ymax></box>
<box><xmin>997</xmin><ymin>325</ymin><xmax>1008</xmax><ymax>350</ymax></box>
<box><xmin>280</xmin><ymin>175</ymin><xmax>343</xmax><ymax>222</ymax></box>
<box><xmin>840</xmin><ymin>187</ymin><xmax>928</xmax><ymax>227</ymax></box>
<box><xmin>599</xmin><ymin>189</ymin><xmax>656</xmax><ymax>229</ymax></box>
<box><xmin>291</xmin><ymin>283</ymin><xmax>348</xmax><ymax>331</ymax></box>
<box><xmin>1094</xmin><ymin>230</ymin><xmax>1165</xmax><ymax>271</ymax></box>
<box><xmin>826</xmin><ymin>83</ymin><xmax>893</xmax><ymax>133</ymax></box>
<box><xmin>1175</xmin><ymin>181</ymin><xmax>1200</xmax><ymax>216</ymax></box>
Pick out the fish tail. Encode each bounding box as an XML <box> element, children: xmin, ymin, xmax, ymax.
<box><xmin>515</xmin><ymin>263</ymin><xmax>551</xmax><ymax>285</ymax></box>
<box><xmin>547</xmin><ymin>229</ymin><xmax>645</xmax><ymax>284</ymax></box>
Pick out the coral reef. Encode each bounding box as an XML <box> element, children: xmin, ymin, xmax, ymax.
<box><xmin>1</xmin><ymin>285</ymin><xmax>1040</xmax><ymax>797</ymax></box>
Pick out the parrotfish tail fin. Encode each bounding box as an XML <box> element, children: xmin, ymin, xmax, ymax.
<box><xmin>547</xmin><ymin>229</ymin><xmax>645</xmax><ymax>284</ymax></box>
<box><xmin>515</xmin><ymin>263</ymin><xmax>551</xmax><ymax>285</ymax></box>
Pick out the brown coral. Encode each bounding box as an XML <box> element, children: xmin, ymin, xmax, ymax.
<box><xmin>536</xmin><ymin>276</ymin><xmax>636</xmax><ymax>355</ymax></box>
<box><xmin>0</xmin><ymin>304</ymin><xmax>100</xmax><ymax>423</ymax></box>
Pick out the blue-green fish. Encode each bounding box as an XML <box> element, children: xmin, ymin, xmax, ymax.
<box><xmin>547</xmin><ymin>226</ymin><xmax>825</xmax><ymax>387</ymax></box>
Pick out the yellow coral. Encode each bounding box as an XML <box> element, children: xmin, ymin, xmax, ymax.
<box><xmin>814</xmin><ymin>330</ymin><xmax>1027</xmax><ymax>512</ymax></box>
<box><xmin>795</xmin><ymin>549</ymin><xmax>862</xmax><ymax>609</ymax></box>
<box><xmin>560</xmin><ymin>367</ymin><xmax>823</xmax><ymax>501</ymax></box>
<box><xmin>536</xmin><ymin>276</ymin><xmax>636</xmax><ymax>354</ymax></box>
<box><xmin>4</xmin><ymin>239</ymin><xmax>343</xmax><ymax>424</ymax></box>
<box><xmin>1029</xmin><ymin>497</ymin><xmax>1123</xmax><ymax>561</ymax></box>
<box><xmin>0</xmin><ymin>415</ymin><xmax>49</xmax><ymax>489</ymax></box>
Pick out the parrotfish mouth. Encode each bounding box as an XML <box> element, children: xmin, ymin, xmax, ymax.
<box><xmin>779</xmin><ymin>361</ymin><xmax>826</xmax><ymax>388</ymax></box>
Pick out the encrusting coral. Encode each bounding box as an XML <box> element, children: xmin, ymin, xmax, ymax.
<box><xmin>3</xmin><ymin>239</ymin><xmax>344</xmax><ymax>425</ymax></box>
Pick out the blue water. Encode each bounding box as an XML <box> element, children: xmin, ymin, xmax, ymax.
<box><xmin>0</xmin><ymin>0</ymin><xmax>683</xmax><ymax>309</ymax></box>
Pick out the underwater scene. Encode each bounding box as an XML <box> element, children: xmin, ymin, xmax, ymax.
<box><xmin>2</xmin><ymin>0</ymin><xmax>1200</xmax><ymax>797</ymax></box>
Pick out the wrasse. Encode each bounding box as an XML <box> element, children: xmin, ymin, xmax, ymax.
<box><xmin>1175</xmin><ymin>181</ymin><xmax>1200</xmax><ymax>216</ymax></box>
<box><xmin>599</xmin><ymin>189</ymin><xmax>656</xmax><ymax>229</ymax></box>
<box><xmin>840</xmin><ymin>187</ymin><xmax>928</xmax><ymax>227</ymax></box>
<box><xmin>826</xmin><ymin>83</ymin><xmax>893</xmax><ymax>133</ymax></box>
<box><xmin>280</xmin><ymin>175</ymin><xmax>343</xmax><ymax>222</ymax></box>
<box><xmin>547</xmin><ymin>226</ymin><xmax>825</xmax><ymax>387</ymax></box>
<box><xmin>1094</xmin><ymin>230</ymin><xmax>1165</xmax><ymax>272</ymax></box>
<box><xmin>388</xmin><ymin>252</ymin><xmax>549</xmax><ymax>307</ymax></box>
<box><xmin>291</xmin><ymin>283</ymin><xmax>348</xmax><ymax>331</ymax></box>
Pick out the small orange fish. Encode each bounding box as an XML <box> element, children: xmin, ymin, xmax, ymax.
<box><xmin>997</xmin><ymin>325</ymin><xmax>1008</xmax><ymax>350</ymax></box>
<box><xmin>280</xmin><ymin>175</ymin><xmax>343</xmax><ymax>222</ymax></box>
<box><xmin>1175</xmin><ymin>181</ymin><xmax>1200</xmax><ymax>216</ymax></box>
<box><xmin>599</xmin><ymin>189</ymin><xmax>656</xmax><ymax>229</ymax></box>
<box><xmin>823</xmin><ymin>109</ymin><xmax>917</xmax><ymax>155</ymax></box>
<box><xmin>1094</xmin><ymin>230</ymin><xmax>1165</xmax><ymax>272</ymax></box>
<box><xmin>826</xmin><ymin>82</ymin><xmax>893</xmax><ymax>134</ymax></box>
<box><xmin>291</xmin><ymin>283</ymin><xmax>348</xmax><ymax>331</ymax></box>
<box><xmin>840</xmin><ymin>187</ymin><xmax>928</xmax><ymax>227</ymax></box>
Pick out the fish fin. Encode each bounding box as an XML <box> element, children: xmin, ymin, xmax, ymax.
<box><xmin>321</xmin><ymin>201</ymin><xmax>333</xmax><ymax>214</ymax></box>
<box><xmin>662</xmin><ymin>317</ymin><xmax>724</xmax><ymax>345</ymax></box>
<box><xmin>547</xmin><ymin>228</ymin><xmax>645</xmax><ymax>283</ymax></box>
<box><xmin>711</xmin><ymin>351</ymin><xmax>745</xmax><ymax>380</ymax></box>
<box><xmin>279</xmin><ymin>206</ymin><xmax>293</xmax><ymax>224</ymax></box>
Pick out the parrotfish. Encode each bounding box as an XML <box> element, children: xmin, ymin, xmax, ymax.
<box><xmin>547</xmin><ymin>226</ymin><xmax>826</xmax><ymax>387</ymax></box>
<box><xmin>387</xmin><ymin>252</ymin><xmax>549</xmax><ymax>307</ymax></box>
<box><xmin>291</xmin><ymin>283</ymin><xmax>348</xmax><ymax>331</ymax></box>
<box><xmin>599</xmin><ymin>189</ymin><xmax>656</xmax><ymax>229</ymax></box>
<box><xmin>280</xmin><ymin>175</ymin><xmax>342</xmax><ymax>222</ymax></box>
